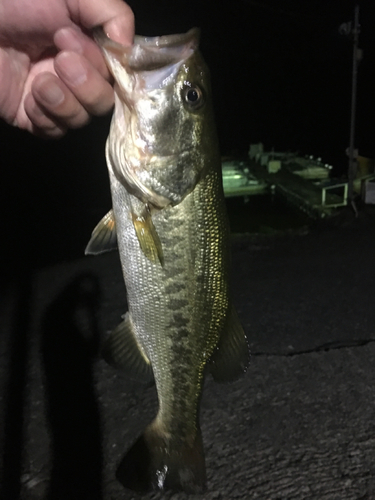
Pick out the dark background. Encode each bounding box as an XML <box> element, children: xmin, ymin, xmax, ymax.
<box><xmin>1</xmin><ymin>0</ymin><xmax>374</xmax><ymax>274</ymax></box>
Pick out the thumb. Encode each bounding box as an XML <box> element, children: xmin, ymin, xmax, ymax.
<box><xmin>71</xmin><ymin>0</ymin><xmax>135</xmax><ymax>45</ymax></box>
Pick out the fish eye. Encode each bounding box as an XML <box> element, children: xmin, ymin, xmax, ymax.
<box><xmin>186</xmin><ymin>88</ymin><xmax>199</xmax><ymax>102</ymax></box>
<box><xmin>183</xmin><ymin>85</ymin><xmax>204</xmax><ymax>109</ymax></box>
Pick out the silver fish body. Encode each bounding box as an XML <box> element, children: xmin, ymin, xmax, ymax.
<box><xmin>88</xmin><ymin>27</ymin><xmax>249</xmax><ymax>494</ymax></box>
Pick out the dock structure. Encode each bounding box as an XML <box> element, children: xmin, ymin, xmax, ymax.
<box><xmin>248</xmin><ymin>159</ymin><xmax>348</xmax><ymax>218</ymax></box>
<box><xmin>222</xmin><ymin>146</ymin><xmax>348</xmax><ymax>218</ymax></box>
<box><xmin>222</xmin><ymin>160</ymin><xmax>268</xmax><ymax>198</ymax></box>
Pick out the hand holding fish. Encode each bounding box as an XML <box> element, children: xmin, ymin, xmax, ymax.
<box><xmin>0</xmin><ymin>0</ymin><xmax>134</xmax><ymax>137</ymax></box>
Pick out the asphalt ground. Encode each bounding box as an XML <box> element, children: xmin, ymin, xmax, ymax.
<box><xmin>1</xmin><ymin>205</ymin><xmax>375</xmax><ymax>500</ymax></box>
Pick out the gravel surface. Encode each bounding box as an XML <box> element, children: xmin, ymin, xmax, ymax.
<box><xmin>1</xmin><ymin>206</ymin><xmax>375</xmax><ymax>500</ymax></box>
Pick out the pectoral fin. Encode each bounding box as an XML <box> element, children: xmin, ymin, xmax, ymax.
<box><xmin>85</xmin><ymin>209</ymin><xmax>117</xmax><ymax>255</ymax></box>
<box><xmin>132</xmin><ymin>209</ymin><xmax>164</xmax><ymax>266</ymax></box>
<box><xmin>102</xmin><ymin>312</ymin><xmax>154</xmax><ymax>384</ymax></box>
<box><xmin>209</xmin><ymin>305</ymin><xmax>250</xmax><ymax>383</ymax></box>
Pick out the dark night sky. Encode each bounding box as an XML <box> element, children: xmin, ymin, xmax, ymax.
<box><xmin>1</xmin><ymin>0</ymin><xmax>374</xmax><ymax>272</ymax></box>
<box><xmin>129</xmin><ymin>0</ymin><xmax>374</xmax><ymax>163</ymax></box>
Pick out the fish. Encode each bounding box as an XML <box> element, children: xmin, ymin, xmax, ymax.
<box><xmin>86</xmin><ymin>27</ymin><xmax>250</xmax><ymax>494</ymax></box>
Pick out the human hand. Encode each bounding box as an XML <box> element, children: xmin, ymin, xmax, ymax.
<box><xmin>0</xmin><ymin>0</ymin><xmax>134</xmax><ymax>138</ymax></box>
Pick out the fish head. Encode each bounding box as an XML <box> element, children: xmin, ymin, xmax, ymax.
<box><xmin>94</xmin><ymin>28</ymin><xmax>218</xmax><ymax>208</ymax></box>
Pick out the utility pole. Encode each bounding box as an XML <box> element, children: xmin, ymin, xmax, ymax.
<box><xmin>347</xmin><ymin>5</ymin><xmax>361</xmax><ymax>204</ymax></box>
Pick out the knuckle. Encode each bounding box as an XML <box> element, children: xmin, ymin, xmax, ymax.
<box><xmin>32</xmin><ymin>124</ymin><xmax>67</xmax><ymax>139</ymax></box>
<box><xmin>67</xmin><ymin>112</ymin><xmax>91</xmax><ymax>129</ymax></box>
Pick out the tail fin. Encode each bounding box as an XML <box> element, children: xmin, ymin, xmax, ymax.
<box><xmin>116</xmin><ymin>422</ymin><xmax>207</xmax><ymax>494</ymax></box>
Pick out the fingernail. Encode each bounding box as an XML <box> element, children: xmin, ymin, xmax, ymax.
<box><xmin>39</xmin><ymin>81</ymin><xmax>65</xmax><ymax>107</ymax></box>
<box><xmin>56</xmin><ymin>51</ymin><xmax>87</xmax><ymax>87</ymax></box>
<box><xmin>55</xmin><ymin>27</ymin><xmax>84</xmax><ymax>54</ymax></box>
<box><xmin>106</xmin><ymin>25</ymin><xmax>128</xmax><ymax>45</ymax></box>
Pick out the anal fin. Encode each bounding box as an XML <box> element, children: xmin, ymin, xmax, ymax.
<box><xmin>85</xmin><ymin>209</ymin><xmax>117</xmax><ymax>255</ymax></box>
<box><xmin>209</xmin><ymin>305</ymin><xmax>250</xmax><ymax>383</ymax></box>
<box><xmin>102</xmin><ymin>312</ymin><xmax>154</xmax><ymax>384</ymax></box>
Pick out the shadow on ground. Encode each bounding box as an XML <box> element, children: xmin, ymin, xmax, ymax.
<box><xmin>1</xmin><ymin>272</ymin><xmax>104</xmax><ymax>500</ymax></box>
<box><xmin>1</xmin><ymin>271</ymin><xmax>33</xmax><ymax>500</ymax></box>
<box><xmin>41</xmin><ymin>273</ymin><xmax>103</xmax><ymax>500</ymax></box>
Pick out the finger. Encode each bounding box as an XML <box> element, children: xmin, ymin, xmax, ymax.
<box><xmin>31</xmin><ymin>71</ymin><xmax>91</xmax><ymax>129</ymax></box>
<box><xmin>54</xmin><ymin>50</ymin><xmax>114</xmax><ymax>116</ymax></box>
<box><xmin>69</xmin><ymin>0</ymin><xmax>135</xmax><ymax>45</ymax></box>
<box><xmin>32</xmin><ymin>122</ymin><xmax>67</xmax><ymax>139</ymax></box>
<box><xmin>54</xmin><ymin>27</ymin><xmax>110</xmax><ymax>80</ymax></box>
<box><xmin>103</xmin><ymin>6</ymin><xmax>135</xmax><ymax>45</ymax></box>
<box><xmin>24</xmin><ymin>92</ymin><xmax>67</xmax><ymax>139</ymax></box>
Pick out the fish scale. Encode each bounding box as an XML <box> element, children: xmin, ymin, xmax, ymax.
<box><xmin>109</xmin><ymin>162</ymin><xmax>230</xmax><ymax>470</ymax></box>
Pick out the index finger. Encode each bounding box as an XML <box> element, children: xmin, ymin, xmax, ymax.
<box><xmin>54</xmin><ymin>28</ymin><xmax>110</xmax><ymax>80</ymax></box>
<box><xmin>68</xmin><ymin>0</ymin><xmax>135</xmax><ymax>45</ymax></box>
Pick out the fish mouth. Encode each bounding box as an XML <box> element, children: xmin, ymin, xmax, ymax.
<box><xmin>93</xmin><ymin>27</ymin><xmax>200</xmax><ymax>72</ymax></box>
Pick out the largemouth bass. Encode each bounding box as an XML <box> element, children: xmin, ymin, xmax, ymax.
<box><xmin>87</xmin><ymin>27</ymin><xmax>249</xmax><ymax>494</ymax></box>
